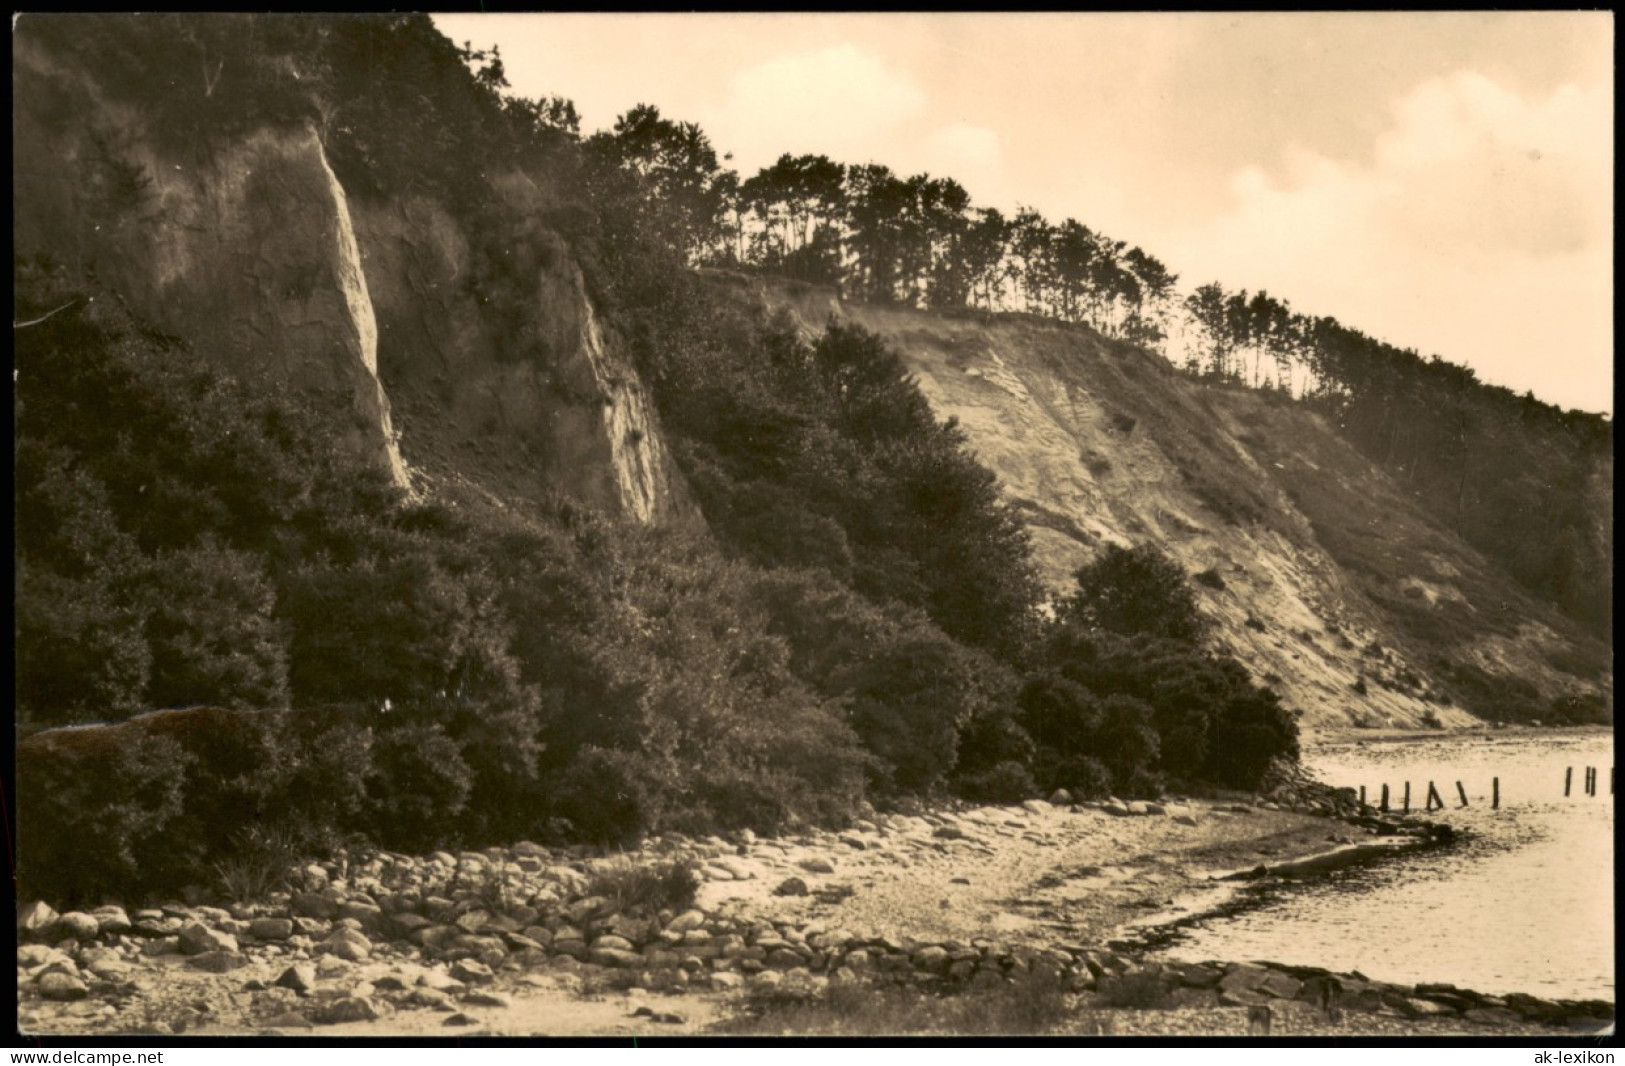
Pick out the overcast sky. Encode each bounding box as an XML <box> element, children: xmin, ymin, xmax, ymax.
<box><xmin>433</xmin><ymin>12</ymin><xmax>1613</xmax><ymax>414</ymax></box>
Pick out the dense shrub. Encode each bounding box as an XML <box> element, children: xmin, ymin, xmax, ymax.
<box><xmin>956</xmin><ymin>760</ymin><xmax>1038</xmax><ymax>803</ymax></box>
<box><xmin>1060</xmin><ymin>543</ymin><xmax>1208</xmax><ymax>644</ymax></box>
<box><xmin>18</xmin><ymin>724</ymin><xmax>191</xmax><ymax>903</ymax></box>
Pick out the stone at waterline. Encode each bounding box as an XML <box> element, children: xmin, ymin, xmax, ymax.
<box><xmin>774</xmin><ymin>877</ymin><xmax>810</xmax><ymax>897</ymax></box>
<box><xmin>462</xmin><ymin>991</ymin><xmax>510</xmax><ymax>1008</ymax></box>
<box><xmin>1258</xmin><ymin>971</ymin><xmax>1303</xmax><ymax>999</ymax></box>
<box><xmin>1218</xmin><ymin>988</ymin><xmax>1272</xmax><ymax>1008</ymax></box>
<box><xmin>797</xmin><ymin>858</ymin><xmax>836</xmax><ymax>875</ymax></box>
<box><xmin>1398</xmin><ymin>997</ymin><xmax>1458</xmax><ymax>1018</ymax></box>
<box><xmin>443</xmin><ymin>1013</ymin><xmax>478</xmax><ymax>1027</ymax></box>
<box><xmin>312</xmin><ymin>996</ymin><xmax>384</xmax><ymax>1024</ymax></box>
<box><xmin>262</xmin><ymin>1011</ymin><xmax>314</xmax><ymax>1030</ymax></box>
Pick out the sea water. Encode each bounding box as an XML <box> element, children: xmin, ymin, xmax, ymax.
<box><xmin>1154</xmin><ymin>729</ymin><xmax>1614</xmax><ymax>1002</ymax></box>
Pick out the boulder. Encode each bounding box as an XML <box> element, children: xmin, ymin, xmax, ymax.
<box><xmin>797</xmin><ymin>858</ymin><xmax>836</xmax><ymax>875</ymax></box>
<box><xmin>323</xmin><ymin>928</ymin><xmax>372</xmax><ymax>962</ymax></box>
<box><xmin>275</xmin><ymin>964</ymin><xmax>317</xmax><ymax>992</ymax></box>
<box><xmin>416</xmin><ymin>970</ymin><xmax>468</xmax><ymax>993</ymax></box>
<box><xmin>453</xmin><ymin>910</ymin><xmax>491</xmax><ymax>934</ymax></box>
<box><xmin>389</xmin><ymin>913</ymin><xmax>431</xmax><ymax>937</ymax></box>
<box><xmin>262</xmin><ymin>1011</ymin><xmax>314</xmax><ymax>1030</ymax></box>
<box><xmin>250</xmin><ymin>918</ymin><xmax>294</xmax><ymax>941</ymax></box>
<box><xmin>1259</xmin><ymin>971</ymin><xmax>1303</xmax><ymax>999</ymax></box>
<box><xmin>1397</xmin><ymin>996</ymin><xmax>1458</xmax><ymax>1018</ymax></box>
<box><xmin>18</xmin><ymin>901</ymin><xmax>60</xmax><ymax>938</ymax></box>
<box><xmin>410</xmin><ymin>988</ymin><xmax>453</xmax><ymax>1010</ymax></box>
<box><xmin>666</xmin><ymin>910</ymin><xmax>707</xmax><ymax>934</ymax></box>
<box><xmin>55</xmin><ymin>912</ymin><xmax>102</xmax><ymax>941</ymax></box>
<box><xmin>37</xmin><ymin>972</ymin><xmax>90</xmax><ymax>1001</ymax></box>
<box><xmin>316</xmin><ymin>955</ymin><xmax>352</xmax><ymax>978</ymax></box>
<box><xmin>179</xmin><ymin>923</ymin><xmax>239</xmax><ymax>956</ymax></box>
<box><xmin>774</xmin><ymin>877</ymin><xmax>810</xmax><ymax>897</ymax></box>
<box><xmin>190</xmin><ymin>950</ymin><xmax>249</xmax><ymax>974</ymax></box>
<box><xmin>90</xmin><ymin>906</ymin><xmax>133</xmax><ymax>936</ymax></box>
<box><xmin>1218</xmin><ymin>988</ymin><xmax>1272</xmax><ymax>1008</ymax></box>
<box><xmin>140</xmin><ymin>937</ymin><xmax>181</xmax><ymax>957</ymax></box>
<box><xmin>449</xmin><ymin>959</ymin><xmax>494</xmax><ymax>985</ymax></box>
<box><xmin>1464</xmin><ymin>1007</ymin><xmax>1522</xmax><ymax>1027</ymax></box>
<box><xmin>337</xmin><ymin>902</ymin><xmax>385</xmax><ymax>934</ymax></box>
<box><xmin>291</xmin><ymin>893</ymin><xmax>339</xmax><ymax>920</ymax></box>
<box><xmin>85</xmin><ymin>958</ymin><xmax>134</xmax><ymax>982</ymax></box>
<box><xmin>18</xmin><ymin>944</ymin><xmax>68</xmax><ymax>968</ymax></box>
<box><xmin>1218</xmin><ymin>965</ymin><xmax>1272</xmax><ymax>994</ymax></box>
<box><xmin>312</xmin><ymin>996</ymin><xmax>383</xmax><ymax>1024</ymax></box>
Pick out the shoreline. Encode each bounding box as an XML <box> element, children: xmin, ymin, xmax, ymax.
<box><xmin>17</xmin><ymin>789</ymin><xmax>1613</xmax><ymax>1038</ymax></box>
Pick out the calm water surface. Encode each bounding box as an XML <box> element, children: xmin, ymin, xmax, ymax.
<box><xmin>1154</xmin><ymin>730</ymin><xmax>1614</xmax><ymax>1001</ymax></box>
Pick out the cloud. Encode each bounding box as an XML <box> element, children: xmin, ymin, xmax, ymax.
<box><xmin>708</xmin><ymin>44</ymin><xmax>925</xmax><ymax>169</ymax></box>
<box><xmin>921</xmin><ymin>122</ymin><xmax>1003</xmax><ymax>187</ymax></box>
<box><xmin>1167</xmin><ymin>71</ymin><xmax>1611</xmax><ymax>411</ymax></box>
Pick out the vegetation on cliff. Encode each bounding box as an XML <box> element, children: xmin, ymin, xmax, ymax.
<box><xmin>13</xmin><ymin>14</ymin><xmax>1604</xmax><ymax>904</ymax></box>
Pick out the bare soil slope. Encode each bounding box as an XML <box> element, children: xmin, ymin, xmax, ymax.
<box><xmin>719</xmin><ymin>273</ymin><xmax>1610</xmax><ymax>731</ymax></box>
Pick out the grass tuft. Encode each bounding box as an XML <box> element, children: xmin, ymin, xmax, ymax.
<box><xmin>585</xmin><ymin>856</ymin><xmax>700</xmax><ymax>915</ymax></box>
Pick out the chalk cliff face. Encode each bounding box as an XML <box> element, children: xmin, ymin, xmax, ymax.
<box><xmin>729</xmin><ymin>276</ymin><xmax>1610</xmax><ymax>731</ymax></box>
<box><xmin>12</xmin><ymin>34</ymin><xmax>693</xmax><ymax>525</ymax></box>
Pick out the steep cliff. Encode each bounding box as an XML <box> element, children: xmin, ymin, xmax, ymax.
<box><xmin>12</xmin><ymin>24</ymin><xmax>693</xmax><ymax>525</ymax></box>
<box><xmin>724</xmin><ymin>274</ymin><xmax>1610</xmax><ymax>730</ymax></box>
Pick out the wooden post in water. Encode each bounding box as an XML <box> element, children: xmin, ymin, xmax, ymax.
<box><xmin>1403</xmin><ymin>781</ymin><xmax>1411</xmax><ymax>814</ymax></box>
<box><xmin>1492</xmin><ymin>777</ymin><xmax>1499</xmax><ymax>810</ymax></box>
<box><xmin>1380</xmin><ymin>784</ymin><xmax>1389</xmax><ymax>813</ymax></box>
<box><xmin>1588</xmin><ymin>767</ymin><xmax>1597</xmax><ymax>797</ymax></box>
<box><xmin>1456</xmin><ymin>780</ymin><xmax>1469</xmax><ymax>807</ymax></box>
<box><xmin>1427</xmin><ymin>782</ymin><xmax>1444</xmax><ymax>811</ymax></box>
<box><xmin>1565</xmin><ymin>767</ymin><xmax>1573</xmax><ymax>796</ymax></box>
<box><xmin>1359</xmin><ymin>785</ymin><xmax>1367</xmax><ymax>810</ymax></box>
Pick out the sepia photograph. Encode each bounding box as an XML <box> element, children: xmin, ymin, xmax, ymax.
<box><xmin>12</xmin><ymin>11</ymin><xmax>1613</xmax><ymax>1043</ymax></box>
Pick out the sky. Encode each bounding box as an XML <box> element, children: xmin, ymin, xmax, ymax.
<box><xmin>433</xmin><ymin>12</ymin><xmax>1613</xmax><ymax>415</ymax></box>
